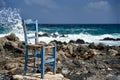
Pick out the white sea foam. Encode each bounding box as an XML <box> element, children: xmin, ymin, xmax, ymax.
<box><xmin>0</xmin><ymin>29</ymin><xmax>120</xmax><ymax>46</ymax></box>
<box><xmin>11</xmin><ymin>32</ymin><xmax>119</xmax><ymax>46</ymax></box>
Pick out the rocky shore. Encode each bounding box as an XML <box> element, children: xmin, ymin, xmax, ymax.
<box><xmin>0</xmin><ymin>34</ymin><xmax>120</xmax><ymax>80</ymax></box>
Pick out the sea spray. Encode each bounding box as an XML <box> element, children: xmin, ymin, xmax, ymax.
<box><xmin>0</xmin><ymin>8</ymin><xmax>23</xmax><ymax>34</ymax></box>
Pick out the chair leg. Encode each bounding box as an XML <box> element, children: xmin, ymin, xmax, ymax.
<box><xmin>53</xmin><ymin>46</ymin><xmax>56</xmax><ymax>74</ymax></box>
<box><xmin>34</xmin><ymin>48</ymin><xmax>38</xmax><ymax>72</ymax></box>
<box><xmin>23</xmin><ymin>46</ymin><xmax>28</xmax><ymax>75</ymax></box>
<box><xmin>41</xmin><ymin>46</ymin><xmax>45</xmax><ymax>79</ymax></box>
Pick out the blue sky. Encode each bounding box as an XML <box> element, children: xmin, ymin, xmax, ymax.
<box><xmin>0</xmin><ymin>0</ymin><xmax>120</xmax><ymax>24</ymax></box>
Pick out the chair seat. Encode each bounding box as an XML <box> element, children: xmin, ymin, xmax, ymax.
<box><xmin>27</xmin><ymin>44</ymin><xmax>43</xmax><ymax>48</ymax></box>
<box><xmin>27</xmin><ymin>44</ymin><xmax>55</xmax><ymax>49</ymax></box>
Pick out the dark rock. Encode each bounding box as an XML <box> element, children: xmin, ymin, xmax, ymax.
<box><xmin>96</xmin><ymin>61</ymin><xmax>107</xmax><ymax>69</ymax></box>
<box><xmin>0</xmin><ymin>72</ymin><xmax>13</xmax><ymax>80</ymax></box>
<box><xmin>52</xmin><ymin>33</ymin><xmax>58</xmax><ymax>38</ymax></box>
<box><xmin>97</xmin><ymin>43</ymin><xmax>106</xmax><ymax>50</ymax></box>
<box><xmin>14</xmin><ymin>48</ymin><xmax>24</xmax><ymax>57</ymax></box>
<box><xmin>60</xmin><ymin>34</ymin><xmax>68</xmax><ymax>37</ymax></box>
<box><xmin>5</xmin><ymin>33</ymin><xmax>19</xmax><ymax>41</ymax></box>
<box><xmin>75</xmin><ymin>45</ymin><xmax>89</xmax><ymax>55</ymax></box>
<box><xmin>38</xmin><ymin>33</ymin><xmax>49</xmax><ymax>37</ymax></box>
<box><xmin>73</xmin><ymin>58</ymin><xmax>84</xmax><ymax>66</ymax></box>
<box><xmin>4</xmin><ymin>41</ymin><xmax>17</xmax><ymax>52</ymax></box>
<box><xmin>116</xmin><ymin>38</ymin><xmax>120</xmax><ymax>41</ymax></box>
<box><xmin>81</xmin><ymin>52</ymin><xmax>95</xmax><ymax>59</ymax></box>
<box><xmin>50</xmin><ymin>40</ymin><xmax>62</xmax><ymax>45</ymax></box>
<box><xmin>102</xmin><ymin>37</ymin><xmax>120</xmax><ymax>41</ymax></box>
<box><xmin>107</xmin><ymin>49</ymin><xmax>118</xmax><ymax>56</ymax></box>
<box><xmin>67</xmin><ymin>44</ymin><xmax>74</xmax><ymax>55</ymax></box>
<box><xmin>106</xmin><ymin>74</ymin><xmax>120</xmax><ymax>80</ymax></box>
<box><xmin>102</xmin><ymin>37</ymin><xmax>115</xmax><ymax>41</ymax></box>
<box><xmin>39</xmin><ymin>41</ymin><xmax>47</xmax><ymax>45</ymax></box>
<box><xmin>18</xmin><ymin>41</ymin><xmax>25</xmax><ymax>49</ymax></box>
<box><xmin>69</xmin><ymin>40</ymin><xmax>75</xmax><ymax>44</ymax></box>
<box><xmin>4</xmin><ymin>41</ymin><xmax>24</xmax><ymax>56</ymax></box>
<box><xmin>0</xmin><ymin>44</ymin><xmax>5</xmax><ymax>54</ymax></box>
<box><xmin>0</xmin><ymin>60</ymin><xmax>7</xmax><ymax>70</ymax></box>
<box><xmin>63</xmin><ymin>42</ymin><xmax>67</xmax><ymax>45</ymax></box>
<box><xmin>57</xmin><ymin>53</ymin><xmax>68</xmax><ymax>61</ymax></box>
<box><xmin>88</xmin><ymin>43</ymin><xmax>97</xmax><ymax>49</ymax></box>
<box><xmin>61</xmin><ymin>67</ymin><xmax>70</xmax><ymax>76</ymax></box>
<box><xmin>4</xmin><ymin>41</ymin><xmax>18</xmax><ymax>51</ymax></box>
<box><xmin>0</xmin><ymin>37</ymin><xmax>8</xmax><ymax>46</ymax></box>
<box><xmin>5</xmin><ymin>63</ymin><xmax>19</xmax><ymax>70</ymax></box>
<box><xmin>10</xmin><ymin>68</ymin><xmax>23</xmax><ymax>75</ymax></box>
<box><xmin>76</xmin><ymin>39</ymin><xmax>85</xmax><ymax>44</ymax></box>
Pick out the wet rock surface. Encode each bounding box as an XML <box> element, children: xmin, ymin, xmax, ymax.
<box><xmin>102</xmin><ymin>37</ymin><xmax>120</xmax><ymax>41</ymax></box>
<box><xmin>38</xmin><ymin>33</ymin><xmax>50</xmax><ymax>37</ymax></box>
<box><xmin>0</xmin><ymin>34</ymin><xmax>120</xmax><ymax>80</ymax></box>
<box><xmin>0</xmin><ymin>72</ymin><xmax>13</xmax><ymax>80</ymax></box>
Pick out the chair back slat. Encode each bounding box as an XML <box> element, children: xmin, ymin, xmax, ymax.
<box><xmin>27</xmin><ymin>36</ymin><xmax>36</xmax><ymax>39</ymax></box>
<box><xmin>22</xmin><ymin>20</ymin><xmax>39</xmax><ymax>45</ymax></box>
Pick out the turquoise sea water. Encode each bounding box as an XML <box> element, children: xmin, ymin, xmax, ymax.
<box><xmin>26</xmin><ymin>24</ymin><xmax>120</xmax><ymax>35</ymax></box>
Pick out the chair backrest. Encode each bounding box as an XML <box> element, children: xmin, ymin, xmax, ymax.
<box><xmin>22</xmin><ymin>20</ymin><xmax>39</xmax><ymax>45</ymax></box>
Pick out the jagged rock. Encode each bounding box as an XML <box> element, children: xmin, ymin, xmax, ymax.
<box><xmin>60</xmin><ymin>34</ymin><xmax>68</xmax><ymax>37</ymax></box>
<box><xmin>75</xmin><ymin>45</ymin><xmax>89</xmax><ymax>56</ymax></box>
<box><xmin>5</xmin><ymin>63</ymin><xmax>19</xmax><ymax>70</ymax></box>
<box><xmin>102</xmin><ymin>37</ymin><xmax>120</xmax><ymax>41</ymax></box>
<box><xmin>5</xmin><ymin>33</ymin><xmax>19</xmax><ymax>41</ymax></box>
<box><xmin>97</xmin><ymin>43</ymin><xmax>106</xmax><ymax>50</ymax></box>
<box><xmin>3</xmin><ymin>41</ymin><xmax>24</xmax><ymax>56</ymax></box>
<box><xmin>0</xmin><ymin>44</ymin><xmax>5</xmax><ymax>54</ymax></box>
<box><xmin>13</xmin><ymin>72</ymin><xmax>68</xmax><ymax>80</ymax></box>
<box><xmin>106</xmin><ymin>74</ymin><xmax>120</xmax><ymax>80</ymax></box>
<box><xmin>56</xmin><ymin>61</ymin><xmax>63</xmax><ymax>73</ymax></box>
<box><xmin>76</xmin><ymin>39</ymin><xmax>85</xmax><ymax>44</ymax></box>
<box><xmin>57</xmin><ymin>51</ymin><xmax>68</xmax><ymax>61</ymax></box>
<box><xmin>13</xmin><ymin>48</ymin><xmax>24</xmax><ymax>57</ymax></box>
<box><xmin>0</xmin><ymin>72</ymin><xmax>13</xmax><ymax>80</ymax></box>
<box><xmin>50</xmin><ymin>40</ymin><xmax>62</xmax><ymax>45</ymax></box>
<box><xmin>73</xmin><ymin>58</ymin><xmax>84</xmax><ymax>65</ymax></box>
<box><xmin>18</xmin><ymin>41</ymin><xmax>25</xmax><ymax>49</ymax></box>
<box><xmin>38</xmin><ymin>33</ymin><xmax>49</xmax><ymax>37</ymax></box>
<box><xmin>116</xmin><ymin>38</ymin><xmax>120</xmax><ymax>41</ymax></box>
<box><xmin>0</xmin><ymin>59</ymin><xmax>7</xmax><ymax>70</ymax></box>
<box><xmin>107</xmin><ymin>49</ymin><xmax>118</xmax><ymax>56</ymax></box>
<box><xmin>4</xmin><ymin>41</ymin><xmax>18</xmax><ymax>51</ymax></box>
<box><xmin>95</xmin><ymin>61</ymin><xmax>108</xmax><ymax>69</ymax></box>
<box><xmin>81</xmin><ymin>52</ymin><xmax>94</xmax><ymax>59</ymax></box>
<box><xmin>0</xmin><ymin>37</ymin><xmax>8</xmax><ymax>46</ymax></box>
<box><xmin>39</xmin><ymin>41</ymin><xmax>47</xmax><ymax>45</ymax></box>
<box><xmin>69</xmin><ymin>40</ymin><xmax>75</xmax><ymax>44</ymax></box>
<box><xmin>102</xmin><ymin>37</ymin><xmax>115</xmax><ymax>41</ymax></box>
<box><xmin>62</xmin><ymin>67</ymin><xmax>70</xmax><ymax>76</ymax></box>
<box><xmin>10</xmin><ymin>68</ymin><xmax>23</xmax><ymax>75</ymax></box>
<box><xmin>52</xmin><ymin>33</ymin><xmax>58</xmax><ymax>38</ymax></box>
<box><xmin>88</xmin><ymin>43</ymin><xmax>97</xmax><ymax>49</ymax></box>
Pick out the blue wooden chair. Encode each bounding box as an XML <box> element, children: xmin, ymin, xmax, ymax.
<box><xmin>22</xmin><ymin>20</ymin><xmax>42</xmax><ymax>75</ymax></box>
<box><xmin>22</xmin><ymin>19</ymin><xmax>57</xmax><ymax>79</ymax></box>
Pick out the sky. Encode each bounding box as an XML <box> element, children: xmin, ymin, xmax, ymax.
<box><xmin>0</xmin><ymin>0</ymin><xmax>120</xmax><ymax>24</ymax></box>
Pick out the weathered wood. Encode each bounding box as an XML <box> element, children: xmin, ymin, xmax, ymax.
<box><xmin>27</xmin><ymin>44</ymin><xmax>43</xmax><ymax>48</ymax></box>
<box><xmin>23</xmin><ymin>19</ymin><xmax>57</xmax><ymax>79</ymax></box>
<box><xmin>23</xmin><ymin>20</ymin><xmax>40</xmax><ymax>76</ymax></box>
